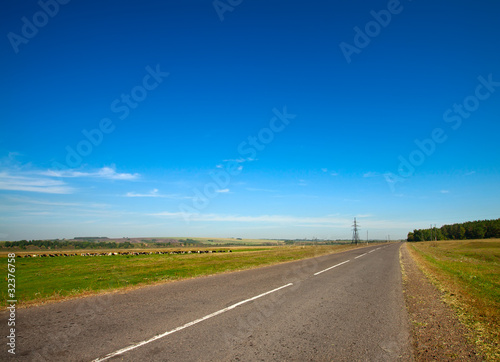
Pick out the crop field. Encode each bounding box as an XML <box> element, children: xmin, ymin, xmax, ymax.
<box><xmin>409</xmin><ymin>239</ymin><xmax>500</xmax><ymax>360</ymax></box>
<box><xmin>0</xmin><ymin>244</ymin><xmax>374</xmax><ymax>308</ymax></box>
<box><xmin>181</xmin><ymin>237</ymin><xmax>283</xmax><ymax>245</ymax></box>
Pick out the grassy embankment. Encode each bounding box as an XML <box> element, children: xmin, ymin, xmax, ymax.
<box><xmin>0</xmin><ymin>243</ymin><xmax>374</xmax><ymax>308</ymax></box>
<box><xmin>409</xmin><ymin>239</ymin><xmax>500</xmax><ymax>360</ymax></box>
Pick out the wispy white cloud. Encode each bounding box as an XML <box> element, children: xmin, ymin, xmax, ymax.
<box><xmin>440</xmin><ymin>190</ymin><xmax>450</xmax><ymax>194</ymax></box>
<box><xmin>96</xmin><ymin>167</ymin><xmax>139</xmax><ymax>180</ymax></box>
<box><xmin>223</xmin><ymin>158</ymin><xmax>248</xmax><ymax>163</ymax></box>
<box><xmin>321</xmin><ymin>168</ymin><xmax>338</xmax><ymax>176</ymax></box>
<box><xmin>0</xmin><ymin>163</ymin><xmax>138</xmax><ymax>194</ymax></box>
<box><xmin>363</xmin><ymin>171</ymin><xmax>380</xmax><ymax>178</ymax></box>
<box><xmin>356</xmin><ymin>214</ymin><xmax>373</xmax><ymax>218</ymax></box>
<box><xmin>0</xmin><ymin>172</ymin><xmax>74</xmax><ymax>194</ymax></box>
<box><xmin>4</xmin><ymin>196</ymin><xmax>82</xmax><ymax>207</ymax></box>
<box><xmin>216</xmin><ymin>163</ymin><xmax>244</xmax><ymax>171</ymax></box>
<box><xmin>148</xmin><ymin>211</ymin><xmax>419</xmax><ymax>234</ymax></box>
<box><xmin>7</xmin><ymin>152</ymin><xmax>22</xmax><ymax>160</ymax></box>
<box><xmin>273</xmin><ymin>193</ymin><xmax>318</xmax><ymax>199</ymax></box>
<box><xmin>25</xmin><ymin>211</ymin><xmax>54</xmax><ymax>216</ymax></box>
<box><xmin>465</xmin><ymin>171</ymin><xmax>476</xmax><ymax>176</ymax></box>
<box><xmin>41</xmin><ymin>166</ymin><xmax>139</xmax><ymax>180</ymax></box>
<box><xmin>125</xmin><ymin>189</ymin><xmax>195</xmax><ymax>200</ymax></box>
<box><xmin>126</xmin><ymin>189</ymin><xmax>162</xmax><ymax>197</ymax></box>
<box><xmin>0</xmin><ymin>198</ymin><xmax>135</xmax><ymax>220</ymax></box>
<box><xmin>0</xmin><ymin>196</ymin><xmax>113</xmax><ymax>219</ymax></box>
<box><xmin>216</xmin><ymin>188</ymin><xmax>230</xmax><ymax>193</ymax></box>
<box><xmin>150</xmin><ymin>211</ymin><xmax>185</xmax><ymax>217</ymax></box>
<box><xmin>246</xmin><ymin>187</ymin><xmax>277</xmax><ymax>193</ymax></box>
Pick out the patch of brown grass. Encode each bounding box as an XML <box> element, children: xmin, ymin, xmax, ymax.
<box><xmin>409</xmin><ymin>239</ymin><xmax>500</xmax><ymax>360</ymax></box>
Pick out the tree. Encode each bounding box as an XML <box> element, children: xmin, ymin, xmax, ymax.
<box><xmin>448</xmin><ymin>224</ymin><xmax>465</xmax><ymax>240</ymax></box>
<box><xmin>469</xmin><ymin>225</ymin><xmax>486</xmax><ymax>239</ymax></box>
<box><xmin>408</xmin><ymin>218</ymin><xmax>499</xmax><ymax>242</ymax></box>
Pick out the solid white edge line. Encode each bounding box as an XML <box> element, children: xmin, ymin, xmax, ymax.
<box><xmin>313</xmin><ymin>260</ymin><xmax>350</xmax><ymax>276</ymax></box>
<box><xmin>92</xmin><ymin>282</ymin><xmax>294</xmax><ymax>362</ymax></box>
<box><xmin>354</xmin><ymin>253</ymin><xmax>367</xmax><ymax>259</ymax></box>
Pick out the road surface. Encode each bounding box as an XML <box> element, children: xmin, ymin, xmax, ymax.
<box><xmin>5</xmin><ymin>243</ymin><xmax>412</xmax><ymax>361</ymax></box>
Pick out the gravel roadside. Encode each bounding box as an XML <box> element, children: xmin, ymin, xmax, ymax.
<box><xmin>400</xmin><ymin>243</ymin><xmax>483</xmax><ymax>361</ymax></box>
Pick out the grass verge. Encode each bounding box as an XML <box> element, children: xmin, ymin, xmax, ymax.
<box><xmin>1</xmin><ymin>244</ymin><xmax>374</xmax><ymax>309</ymax></box>
<box><xmin>408</xmin><ymin>239</ymin><xmax>500</xmax><ymax>360</ymax></box>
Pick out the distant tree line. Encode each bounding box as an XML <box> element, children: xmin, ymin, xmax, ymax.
<box><xmin>407</xmin><ymin>218</ymin><xmax>500</xmax><ymax>241</ymax></box>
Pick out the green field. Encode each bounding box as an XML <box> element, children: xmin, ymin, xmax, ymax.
<box><xmin>409</xmin><ymin>239</ymin><xmax>500</xmax><ymax>360</ymax></box>
<box><xmin>1</xmin><ymin>244</ymin><xmax>372</xmax><ymax>308</ymax></box>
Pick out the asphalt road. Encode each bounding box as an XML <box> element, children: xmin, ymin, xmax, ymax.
<box><xmin>4</xmin><ymin>243</ymin><xmax>412</xmax><ymax>361</ymax></box>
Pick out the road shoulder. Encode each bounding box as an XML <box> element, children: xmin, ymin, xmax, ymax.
<box><xmin>399</xmin><ymin>243</ymin><xmax>483</xmax><ymax>361</ymax></box>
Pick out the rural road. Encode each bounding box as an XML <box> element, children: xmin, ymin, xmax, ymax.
<box><xmin>5</xmin><ymin>243</ymin><xmax>413</xmax><ymax>361</ymax></box>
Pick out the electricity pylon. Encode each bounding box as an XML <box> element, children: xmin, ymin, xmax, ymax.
<box><xmin>352</xmin><ymin>217</ymin><xmax>360</xmax><ymax>244</ymax></box>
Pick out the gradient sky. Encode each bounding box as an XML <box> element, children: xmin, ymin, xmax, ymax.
<box><xmin>1</xmin><ymin>0</ymin><xmax>499</xmax><ymax>241</ymax></box>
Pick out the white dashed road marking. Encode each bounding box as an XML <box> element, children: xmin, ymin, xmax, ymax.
<box><xmin>92</xmin><ymin>283</ymin><xmax>294</xmax><ymax>362</ymax></box>
<box><xmin>313</xmin><ymin>260</ymin><xmax>350</xmax><ymax>276</ymax></box>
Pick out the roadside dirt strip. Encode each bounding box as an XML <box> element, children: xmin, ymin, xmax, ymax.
<box><xmin>4</xmin><ymin>243</ymin><xmax>413</xmax><ymax>361</ymax></box>
<box><xmin>400</xmin><ymin>243</ymin><xmax>483</xmax><ymax>361</ymax></box>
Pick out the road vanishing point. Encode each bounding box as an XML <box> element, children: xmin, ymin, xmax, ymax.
<box><xmin>9</xmin><ymin>243</ymin><xmax>413</xmax><ymax>361</ymax></box>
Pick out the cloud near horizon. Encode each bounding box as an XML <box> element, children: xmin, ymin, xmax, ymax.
<box><xmin>148</xmin><ymin>212</ymin><xmax>415</xmax><ymax>232</ymax></box>
<box><xmin>150</xmin><ymin>212</ymin><xmax>353</xmax><ymax>226</ymax></box>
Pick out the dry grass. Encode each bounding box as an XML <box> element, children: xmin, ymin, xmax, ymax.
<box><xmin>409</xmin><ymin>239</ymin><xmax>500</xmax><ymax>360</ymax></box>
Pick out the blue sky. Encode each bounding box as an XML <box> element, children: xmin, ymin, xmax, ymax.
<box><xmin>1</xmin><ymin>0</ymin><xmax>499</xmax><ymax>241</ymax></box>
